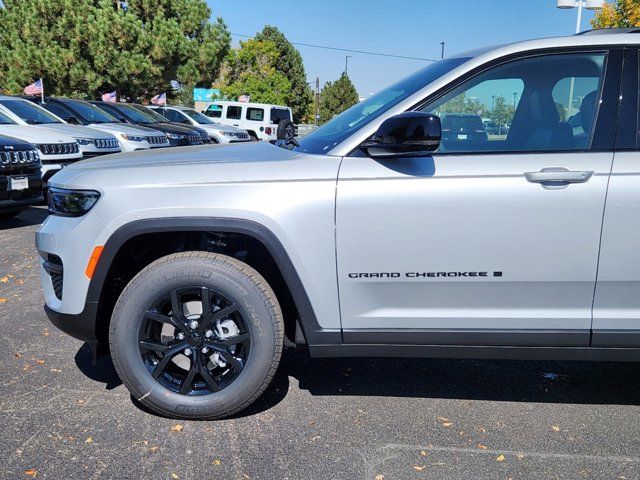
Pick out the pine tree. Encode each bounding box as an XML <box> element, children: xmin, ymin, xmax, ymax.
<box><xmin>0</xmin><ymin>0</ymin><xmax>230</xmax><ymax>101</ymax></box>
<box><xmin>319</xmin><ymin>73</ymin><xmax>359</xmax><ymax>124</ymax></box>
<box><xmin>255</xmin><ymin>26</ymin><xmax>313</xmax><ymax>123</ymax></box>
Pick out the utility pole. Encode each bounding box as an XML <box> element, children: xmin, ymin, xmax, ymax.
<box><xmin>315</xmin><ymin>77</ymin><xmax>320</xmax><ymax>127</ymax></box>
<box><xmin>345</xmin><ymin>55</ymin><xmax>352</xmax><ymax>75</ymax></box>
<box><xmin>440</xmin><ymin>42</ymin><xmax>445</xmax><ymax>59</ymax></box>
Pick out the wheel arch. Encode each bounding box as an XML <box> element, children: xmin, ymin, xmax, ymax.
<box><xmin>88</xmin><ymin>217</ymin><xmax>336</xmax><ymax>355</ymax></box>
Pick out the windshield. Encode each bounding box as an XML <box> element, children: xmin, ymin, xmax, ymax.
<box><xmin>0</xmin><ymin>99</ymin><xmax>62</xmax><ymax>125</ymax></box>
<box><xmin>183</xmin><ymin>109</ymin><xmax>214</xmax><ymax>124</ymax></box>
<box><xmin>296</xmin><ymin>57</ymin><xmax>470</xmax><ymax>154</ymax></box>
<box><xmin>0</xmin><ymin>109</ymin><xmax>16</xmax><ymax>125</ymax></box>
<box><xmin>132</xmin><ymin>105</ymin><xmax>168</xmax><ymax>123</ymax></box>
<box><xmin>113</xmin><ymin>104</ymin><xmax>158</xmax><ymax>123</ymax></box>
<box><xmin>64</xmin><ymin>99</ymin><xmax>118</xmax><ymax>124</ymax></box>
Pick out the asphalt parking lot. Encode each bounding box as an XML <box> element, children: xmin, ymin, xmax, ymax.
<box><xmin>2</xmin><ymin>207</ymin><xmax>640</xmax><ymax>480</ymax></box>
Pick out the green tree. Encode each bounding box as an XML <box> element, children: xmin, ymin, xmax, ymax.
<box><xmin>490</xmin><ymin>96</ymin><xmax>515</xmax><ymax>130</ymax></box>
<box><xmin>319</xmin><ymin>72</ymin><xmax>358</xmax><ymax>124</ymax></box>
<box><xmin>438</xmin><ymin>93</ymin><xmax>489</xmax><ymax>116</ymax></box>
<box><xmin>592</xmin><ymin>0</ymin><xmax>640</xmax><ymax>28</ymax></box>
<box><xmin>255</xmin><ymin>26</ymin><xmax>313</xmax><ymax>123</ymax></box>
<box><xmin>217</xmin><ymin>38</ymin><xmax>291</xmax><ymax>105</ymax></box>
<box><xmin>0</xmin><ymin>0</ymin><xmax>230</xmax><ymax>101</ymax></box>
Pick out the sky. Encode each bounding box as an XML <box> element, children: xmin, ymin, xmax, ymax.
<box><xmin>206</xmin><ymin>0</ymin><xmax>598</xmax><ymax>97</ymax></box>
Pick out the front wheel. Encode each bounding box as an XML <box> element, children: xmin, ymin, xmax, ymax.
<box><xmin>109</xmin><ymin>252</ymin><xmax>283</xmax><ymax>419</ymax></box>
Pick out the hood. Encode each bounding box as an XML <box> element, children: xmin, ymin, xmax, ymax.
<box><xmin>37</xmin><ymin>123</ymin><xmax>116</xmax><ymax>140</ymax></box>
<box><xmin>86</xmin><ymin>122</ymin><xmax>163</xmax><ymax>137</ymax></box>
<box><xmin>198</xmin><ymin>123</ymin><xmax>246</xmax><ymax>134</ymax></box>
<box><xmin>49</xmin><ymin>141</ymin><xmax>341</xmax><ymax>191</ymax></box>
<box><xmin>139</xmin><ymin>122</ymin><xmax>201</xmax><ymax>135</ymax></box>
<box><xmin>0</xmin><ymin>124</ymin><xmax>77</xmax><ymax>144</ymax></box>
<box><xmin>0</xmin><ymin>133</ymin><xmax>36</xmax><ymax>149</ymax></box>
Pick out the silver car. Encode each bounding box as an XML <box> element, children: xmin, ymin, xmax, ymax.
<box><xmin>36</xmin><ymin>29</ymin><xmax>640</xmax><ymax>420</ymax></box>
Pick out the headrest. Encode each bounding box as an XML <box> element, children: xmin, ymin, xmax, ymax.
<box><xmin>528</xmin><ymin>91</ymin><xmax>560</xmax><ymax>127</ymax></box>
<box><xmin>580</xmin><ymin>90</ymin><xmax>598</xmax><ymax>132</ymax></box>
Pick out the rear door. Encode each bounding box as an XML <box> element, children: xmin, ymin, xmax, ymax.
<box><xmin>336</xmin><ymin>48</ymin><xmax>622</xmax><ymax>347</ymax></box>
<box><xmin>592</xmin><ymin>47</ymin><xmax>640</xmax><ymax>347</ymax></box>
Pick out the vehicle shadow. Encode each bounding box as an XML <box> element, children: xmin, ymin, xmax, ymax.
<box><xmin>75</xmin><ymin>342</ymin><xmax>640</xmax><ymax>419</ymax></box>
<box><xmin>0</xmin><ymin>206</ymin><xmax>48</xmax><ymax>229</ymax></box>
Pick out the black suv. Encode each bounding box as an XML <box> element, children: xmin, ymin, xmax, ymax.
<box><xmin>90</xmin><ymin>102</ymin><xmax>205</xmax><ymax>147</ymax></box>
<box><xmin>0</xmin><ymin>135</ymin><xmax>43</xmax><ymax>219</ymax></box>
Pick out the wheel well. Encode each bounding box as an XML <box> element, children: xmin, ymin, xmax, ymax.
<box><xmin>94</xmin><ymin>230</ymin><xmax>301</xmax><ymax>350</ymax></box>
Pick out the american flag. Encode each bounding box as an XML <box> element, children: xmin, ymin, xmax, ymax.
<box><xmin>101</xmin><ymin>91</ymin><xmax>117</xmax><ymax>103</ymax></box>
<box><xmin>151</xmin><ymin>92</ymin><xmax>166</xmax><ymax>105</ymax></box>
<box><xmin>23</xmin><ymin>79</ymin><xmax>43</xmax><ymax>95</ymax></box>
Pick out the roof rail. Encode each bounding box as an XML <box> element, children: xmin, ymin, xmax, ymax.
<box><xmin>577</xmin><ymin>28</ymin><xmax>640</xmax><ymax>35</ymax></box>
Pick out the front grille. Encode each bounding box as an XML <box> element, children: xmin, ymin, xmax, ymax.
<box><xmin>187</xmin><ymin>134</ymin><xmax>202</xmax><ymax>145</ymax></box>
<box><xmin>230</xmin><ymin>132</ymin><xmax>249</xmax><ymax>139</ymax></box>
<box><xmin>43</xmin><ymin>254</ymin><xmax>63</xmax><ymax>300</ymax></box>
<box><xmin>37</xmin><ymin>142</ymin><xmax>80</xmax><ymax>156</ymax></box>
<box><xmin>94</xmin><ymin>138</ymin><xmax>119</xmax><ymax>149</ymax></box>
<box><xmin>0</xmin><ymin>149</ymin><xmax>40</xmax><ymax>166</ymax></box>
<box><xmin>147</xmin><ymin>135</ymin><xmax>169</xmax><ymax>145</ymax></box>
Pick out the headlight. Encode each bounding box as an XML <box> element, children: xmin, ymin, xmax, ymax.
<box><xmin>121</xmin><ymin>134</ymin><xmax>146</xmax><ymax>142</ymax></box>
<box><xmin>48</xmin><ymin>187</ymin><xmax>101</xmax><ymax>217</ymax></box>
<box><xmin>76</xmin><ymin>138</ymin><xmax>95</xmax><ymax>146</ymax></box>
<box><xmin>166</xmin><ymin>133</ymin><xmax>185</xmax><ymax>140</ymax></box>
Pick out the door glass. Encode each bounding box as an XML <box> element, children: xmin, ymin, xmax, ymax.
<box><xmin>421</xmin><ymin>53</ymin><xmax>606</xmax><ymax>153</ymax></box>
<box><xmin>246</xmin><ymin>107</ymin><xmax>264</xmax><ymax>121</ymax></box>
<box><xmin>226</xmin><ymin>106</ymin><xmax>242</xmax><ymax>120</ymax></box>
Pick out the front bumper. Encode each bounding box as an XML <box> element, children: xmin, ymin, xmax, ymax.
<box><xmin>0</xmin><ymin>171</ymin><xmax>43</xmax><ymax>210</ymax></box>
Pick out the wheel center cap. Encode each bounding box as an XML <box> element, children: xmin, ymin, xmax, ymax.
<box><xmin>188</xmin><ymin>333</ymin><xmax>203</xmax><ymax>347</ymax></box>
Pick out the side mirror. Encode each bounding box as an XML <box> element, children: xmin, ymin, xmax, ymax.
<box><xmin>362</xmin><ymin>112</ymin><xmax>441</xmax><ymax>158</ymax></box>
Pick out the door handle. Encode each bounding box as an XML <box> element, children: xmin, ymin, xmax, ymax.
<box><xmin>524</xmin><ymin>167</ymin><xmax>594</xmax><ymax>184</ymax></box>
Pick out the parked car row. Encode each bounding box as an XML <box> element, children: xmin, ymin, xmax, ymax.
<box><xmin>0</xmin><ymin>96</ymin><xmax>253</xmax><ymax>220</ymax></box>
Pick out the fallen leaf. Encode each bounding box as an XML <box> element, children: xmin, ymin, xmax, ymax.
<box><xmin>477</xmin><ymin>443</ymin><xmax>488</xmax><ymax>450</ymax></box>
<box><xmin>43</xmin><ymin>330</ymin><xmax>50</xmax><ymax>337</ymax></box>
<box><xmin>412</xmin><ymin>465</ymin><xmax>426</xmax><ymax>471</ymax></box>
<box><xmin>50</xmin><ymin>368</ymin><xmax>62</xmax><ymax>373</ymax></box>
<box><xmin>420</xmin><ymin>450</ymin><xmax>428</xmax><ymax>456</ymax></box>
<box><xmin>171</xmin><ymin>474</ymin><xmax>179</xmax><ymax>479</ymax></box>
<box><xmin>24</xmin><ymin>469</ymin><xmax>38</xmax><ymax>478</ymax></box>
<box><xmin>170</xmin><ymin>424</ymin><xmax>183</xmax><ymax>432</ymax></box>
<box><xmin>36</xmin><ymin>359</ymin><xmax>45</xmax><ymax>365</ymax></box>
<box><xmin>22</xmin><ymin>364</ymin><xmax>30</xmax><ymax>371</ymax></box>
<box><xmin>14</xmin><ymin>351</ymin><xmax>21</xmax><ymax>358</ymax></box>
<box><xmin>442</xmin><ymin>422</ymin><xmax>453</xmax><ymax>428</ymax></box>
<box><xmin>516</xmin><ymin>453</ymin><xmax>525</xmax><ymax>459</ymax></box>
<box><xmin>148</xmin><ymin>446</ymin><xmax>159</xmax><ymax>452</ymax></box>
<box><xmin>551</xmin><ymin>425</ymin><xmax>561</xmax><ymax>432</ymax></box>
<box><xmin>0</xmin><ymin>298</ymin><xmax>7</xmax><ymax>303</ymax></box>
<box><xmin>0</xmin><ymin>276</ymin><xmax>8</xmax><ymax>283</ymax></box>
<box><xmin>496</xmin><ymin>454</ymin><xmax>506</xmax><ymax>462</ymax></box>
<box><xmin>85</xmin><ymin>437</ymin><xmax>93</xmax><ymax>444</ymax></box>
<box><xmin>16</xmin><ymin>279</ymin><xmax>24</xmax><ymax>285</ymax></box>
<box><xmin>212</xmin><ymin>459</ymin><xmax>221</xmax><ymax>466</ymax></box>
<box><xmin>77</xmin><ymin>399</ymin><xmax>86</xmax><ymax>405</ymax></box>
<box><xmin>375</xmin><ymin>475</ymin><xmax>385</xmax><ymax>480</ymax></box>
<box><xmin>436</xmin><ymin>416</ymin><xmax>450</xmax><ymax>422</ymax></box>
<box><xmin>479</xmin><ymin>427</ymin><xmax>486</xmax><ymax>433</ymax></box>
<box><xmin>310</xmin><ymin>435</ymin><xmax>321</xmax><ymax>441</ymax></box>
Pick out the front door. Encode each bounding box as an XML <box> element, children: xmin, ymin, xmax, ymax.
<box><xmin>336</xmin><ymin>49</ymin><xmax>621</xmax><ymax>347</ymax></box>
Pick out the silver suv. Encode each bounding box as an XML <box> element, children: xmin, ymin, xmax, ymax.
<box><xmin>37</xmin><ymin>30</ymin><xmax>640</xmax><ymax>419</ymax></box>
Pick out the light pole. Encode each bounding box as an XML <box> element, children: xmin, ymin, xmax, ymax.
<box><xmin>345</xmin><ymin>55</ymin><xmax>353</xmax><ymax>75</ymax></box>
<box><xmin>556</xmin><ymin>0</ymin><xmax>604</xmax><ymax>34</ymax></box>
<box><xmin>556</xmin><ymin>1</ymin><xmax>604</xmax><ymax>116</ymax></box>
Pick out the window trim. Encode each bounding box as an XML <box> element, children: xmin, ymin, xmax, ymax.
<box><xmin>349</xmin><ymin>46</ymin><xmax>623</xmax><ymax>157</ymax></box>
<box><xmin>613</xmin><ymin>47</ymin><xmax>638</xmax><ymax>150</ymax></box>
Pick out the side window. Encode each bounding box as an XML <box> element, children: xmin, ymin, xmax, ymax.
<box><xmin>246</xmin><ymin>107</ymin><xmax>264</xmax><ymax>121</ymax></box>
<box><xmin>163</xmin><ymin>109</ymin><xmax>187</xmax><ymax>123</ymax></box>
<box><xmin>421</xmin><ymin>52</ymin><xmax>606</xmax><ymax>153</ymax></box>
<box><xmin>226</xmin><ymin>106</ymin><xmax>242</xmax><ymax>120</ymax></box>
<box><xmin>206</xmin><ymin>105</ymin><xmax>222</xmax><ymax>118</ymax></box>
<box><xmin>45</xmin><ymin>103</ymin><xmax>76</xmax><ymax>122</ymax></box>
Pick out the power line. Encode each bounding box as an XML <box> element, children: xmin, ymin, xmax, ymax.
<box><xmin>230</xmin><ymin>33</ymin><xmax>438</xmax><ymax>62</ymax></box>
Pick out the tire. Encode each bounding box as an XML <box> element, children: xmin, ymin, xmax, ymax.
<box><xmin>248</xmin><ymin>133</ymin><xmax>259</xmax><ymax>142</ymax></box>
<box><xmin>109</xmin><ymin>251</ymin><xmax>283</xmax><ymax>419</ymax></box>
<box><xmin>277</xmin><ymin>119</ymin><xmax>295</xmax><ymax>140</ymax></box>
